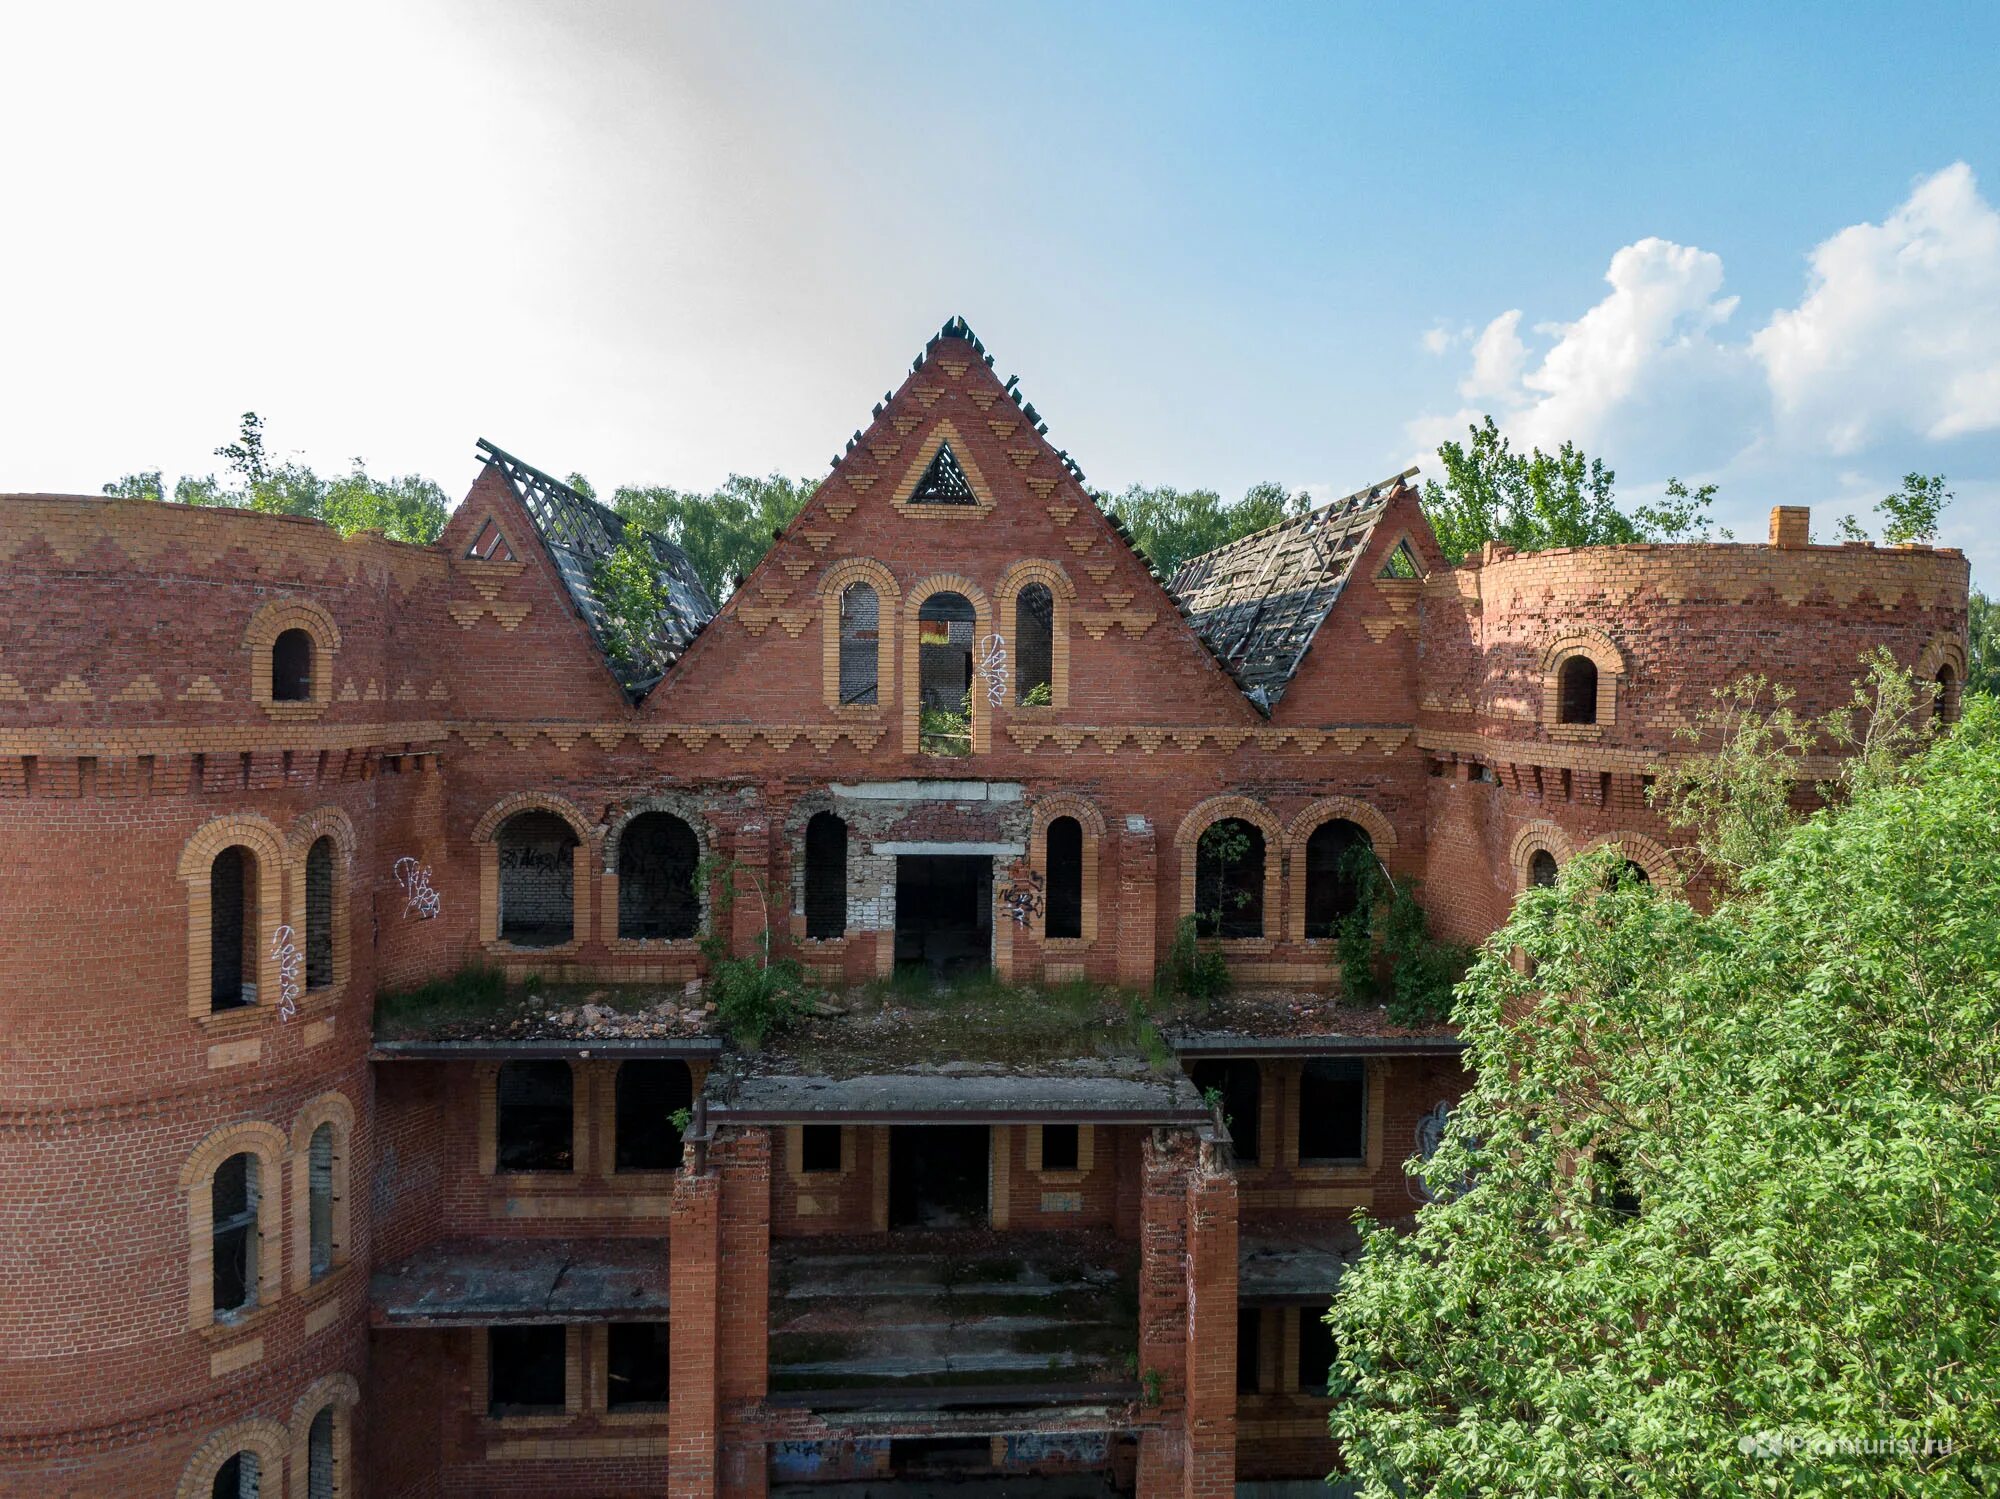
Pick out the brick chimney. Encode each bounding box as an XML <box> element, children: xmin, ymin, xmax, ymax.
<box><xmin>1769</xmin><ymin>506</ymin><xmax>1810</xmax><ymax>548</ymax></box>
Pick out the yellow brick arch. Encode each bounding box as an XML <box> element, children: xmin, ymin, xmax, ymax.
<box><xmin>288</xmin><ymin>1092</ymin><xmax>357</xmax><ymax>1291</ymax></box>
<box><xmin>1030</xmin><ymin>793</ymin><xmax>1107</xmax><ymax>950</ymax></box>
<box><xmin>1581</xmin><ymin>830</ymin><xmax>1680</xmax><ymax>889</ymax></box>
<box><xmin>996</xmin><ymin>559</ymin><xmax>1076</xmax><ymax>710</ymax></box>
<box><xmin>287</xmin><ymin>807</ymin><xmax>357</xmax><ymax>1002</ymax></box>
<box><xmin>901</xmin><ymin>574</ymin><xmax>995</xmax><ymax>755</ymax></box>
<box><xmin>1282</xmin><ymin>796</ymin><xmax>1398</xmax><ymax>942</ymax></box>
<box><xmin>288</xmin><ymin>1371</ymin><xmax>361</xmax><ymax>1496</ymax></box>
<box><xmin>177</xmin><ymin>1417</ymin><xmax>292</xmax><ymax>1499</ymax></box>
<box><xmin>179</xmin><ymin>1119</ymin><xmax>287</xmax><ymax>1330</ymax></box>
<box><xmin>473</xmin><ymin>792</ymin><xmax>596</xmax><ymax>954</ymax></box>
<box><xmin>177</xmin><ymin>814</ymin><xmax>287</xmax><ymax>1021</ymax></box>
<box><xmin>1538</xmin><ymin>625</ymin><xmax>1627</xmax><ymax>731</ymax></box>
<box><xmin>817</xmin><ymin>557</ymin><xmax>902</xmax><ymax>710</ymax></box>
<box><xmin>1174</xmin><ymin>794</ymin><xmax>1283</xmax><ymax>943</ymax></box>
<box><xmin>1508</xmin><ymin>819</ymin><xmax>1578</xmax><ymax>891</ymax></box>
<box><xmin>245</xmin><ymin>595</ymin><xmax>341</xmax><ymax>720</ymax></box>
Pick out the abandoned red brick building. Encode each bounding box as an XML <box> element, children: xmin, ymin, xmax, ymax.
<box><xmin>0</xmin><ymin>318</ymin><xmax>1971</xmax><ymax>1499</ymax></box>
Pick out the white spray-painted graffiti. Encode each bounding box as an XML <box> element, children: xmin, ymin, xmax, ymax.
<box><xmin>1411</xmin><ymin>1099</ymin><xmax>1454</xmax><ymax>1202</ymax></box>
<box><xmin>393</xmin><ymin>856</ymin><xmax>442</xmax><ymax>920</ymax></box>
<box><xmin>976</xmin><ymin>631</ymin><xmax>1009</xmax><ymax>709</ymax></box>
<box><xmin>270</xmin><ymin>924</ymin><xmax>303</xmax><ymax>1020</ymax></box>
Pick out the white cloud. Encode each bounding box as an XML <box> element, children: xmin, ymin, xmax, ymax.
<box><xmin>1460</xmin><ymin>310</ymin><xmax>1527</xmax><ymax>402</ymax></box>
<box><xmin>1754</xmin><ymin>162</ymin><xmax>2000</xmax><ymax>453</ymax></box>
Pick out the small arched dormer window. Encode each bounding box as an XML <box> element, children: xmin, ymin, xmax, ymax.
<box><xmin>271</xmin><ymin>628</ymin><xmax>314</xmax><ymax>702</ymax></box>
<box><xmin>1557</xmin><ymin>655</ymin><xmax>1599</xmax><ymax>725</ymax></box>
<box><xmin>804</xmin><ymin>811</ymin><xmax>848</xmax><ymax>939</ymax></box>
<box><xmin>1016</xmin><ymin>583</ymin><xmax>1054</xmax><ymax>705</ymax></box>
<box><xmin>838</xmin><ymin>583</ymin><xmax>880</xmax><ymax>705</ymax></box>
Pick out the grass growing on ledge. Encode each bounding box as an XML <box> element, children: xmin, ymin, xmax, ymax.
<box><xmin>373</xmin><ymin>965</ymin><xmax>512</xmax><ymax>1038</ymax></box>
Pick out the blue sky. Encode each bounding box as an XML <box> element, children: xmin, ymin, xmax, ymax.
<box><xmin>3</xmin><ymin>1</ymin><xmax>1996</xmax><ymax>581</ymax></box>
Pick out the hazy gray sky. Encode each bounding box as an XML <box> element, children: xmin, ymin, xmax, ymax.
<box><xmin>3</xmin><ymin>1</ymin><xmax>1996</xmax><ymax>581</ymax></box>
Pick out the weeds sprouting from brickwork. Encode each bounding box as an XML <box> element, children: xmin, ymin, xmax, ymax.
<box><xmin>1333</xmin><ymin>848</ymin><xmax>1472</xmax><ymax>1026</ymax></box>
<box><xmin>374</xmin><ymin>965</ymin><xmax>509</xmax><ymax>1036</ymax></box>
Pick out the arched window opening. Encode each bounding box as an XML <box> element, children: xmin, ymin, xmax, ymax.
<box><xmin>1303</xmin><ymin>819</ymin><xmax>1372</xmax><ymax>938</ymax></box>
<box><xmin>212</xmin><ymin>1152</ymin><xmax>260</xmax><ymax>1320</ymax></box>
<box><xmin>212</xmin><ymin>1451</ymin><xmax>261</xmax><ymax>1499</ymax></box>
<box><xmin>1558</xmin><ymin>655</ymin><xmax>1599</xmax><ymax>725</ymax></box>
<box><xmin>804</xmin><ymin>812</ymin><xmax>848</xmax><ymax>939</ymax></box>
<box><xmin>1016</xmin><ymin>583</ymin><xmax>1054</xmax><ymax>705</ymax></box>
<box><xmin>308</xmin><ymin>1122</ymin><xmax>335</xmax><ymax>1280</ymax></box>
<box><xmin>1935</xmin><ymin>664</ymin><xmax>1960</xmax><ymax>724</ymax></box>
<box><xmin>1190</xmin><ymin>1058</ymin><xmax>1260</xmax><ymax>1165</ymax></box>
<box><xmin>304</xmin><ymin>836</ymin><xmax>334</xmax><ymax>990</ymax></box>
<box><xmin>271</xmin><ymin>628</ymin><xmax>313</xmax><ymax>702</ymax></box>
<box><xmin>497</xmin><ymin>811</ymin><xmax>577</xmax><ymax>948</ymax></box>
<box><xmin>838</xmin><ymin>583</ymin><xmax>880</xmax><ymax>705</ymax></box>
<box><xmin>617</xmin><ymin>812</ymin><xmax>700</xmax><ymax>941</ymax></box>
<box><xmin>1045</xmin><ymin>816</ymin><xmax>1083</xmax><ymax>940</ymax></box>
<box><xmin>615</xmin><ymin>1059</ymin><xmax>693</xmax><ymax>1172</ymax></box>
<box><xmin>1528</xmin><ymin>849</ymin><xmax>1560</xmax><ymax>888</ymax></box>
<box><xmin>1618</xmin><ymin>860</ymin><xmax>1650</xmax><ymax>887</ymax></box>
<box><xmin>306</xmin><ymin>1406</ymin><xmax>335</xmax><ymax>1499</ymax></box>
<box><xmin>1194</xmin><ymin>818</ymin><xmax>1265</xmax><ymax>939</ymax></box>
<box><xmin>210</xmin><ymin>846</ymin><xmax>257</xmax><ymax>1011</ymax></box>
<box><xmin>496</xmin><ymin>1060</ymin><xmax>573</xmax><ymax>1172</ymax></box>
<box><xmin>917</xmin><ymin>592</ymin><xmax>976</xmax><ymax>756</ymax></box>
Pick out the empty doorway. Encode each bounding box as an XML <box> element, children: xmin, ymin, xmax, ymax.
<box><xmin>894</xmin><ymin>855</ymin><xmax>991</xmax><ymax>976</ymax></box>
<box><xmin>889</xmin><ymin>1125</ymin><xmax>990</xmax><ymax>1229</ymax></box>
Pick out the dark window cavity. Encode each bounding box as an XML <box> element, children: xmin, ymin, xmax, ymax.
<box><xmin>212</xmin><ymin>1452</ymin><xmax>260</xmax><ymax>1499</ymax></box>
<box><xmin>617</xmin><ymin>811</ymin><xmax>700</xmax><ymax>941</ymax></box>
<box><xmin>306</xmin><ymin>1406</ymin><xmax>334</xmax><ymax>1499</ymax></box>
<box><xmin>803</xmin><ymin>812</ymin><xmax>848</xmax><ymax>940</ymax></box>
<box><xmin>1237</xmin><ymin>1306</ymin><xmax>1262</xmax><ymax>1394</ymax></box>
<box><xmin>1303</xmin><ymin>819</ymin><xmax>1371</xmax><ymax>938</ymax></box>
<box><xmin>607</xmin><ymin>1322</ymin><xmax>671</xmax><ymax>1410</ymax></box>
<box><xmin>1015</xmin><ymin>582</ymin><xmax>1053</xmax><ymax>704</ymax></box>
<box><xmin>1044</xmin><ymin>815</ymin><xmax>1083</xmax><ymax>940</ymax></box>
<box><xmin>615</xmin><ymin>1059</ymin><xmax>692</xmax><ymax>1172</ymax></box>
<box><xmin>1597</xmin><ymin>1148</ymin><xmax>1641</xmax><ymax>1218</ymax></box>
<box><xmin>304</xmin><ymin>835</ymin><xmax>334</xmax><ymax>989</ymax></box>
<box><xmin>1040</xmin><ymin>1123</ymin><xmax>1080</xmax><ymax>1172</ymax></box>
<box><xmin>497</xmin><ymin>810</ymin><xmax>577</xmax><ymax>947</ymax></box>
<box><xmin>1194</xmin><ymin>818</ymin><xmax>1265</xmax><ymax>939</ymax></box>
<box><xmin>838</xmin><ymin>582</ymin><xmax>880</xmax><ymax>705</ymax></box>
<box><xmin>308</xmin><ymin>1122</ymin><xmax>335</xmax><ymax>1279</ymax></box>
<box><xmin>1296</xmin><ymin>1308</ymin><xmax>1338</xmax><ymax>1396</ymax></box>
<box><xmin>271</xmin><ymin>628</ymin><xmax>313</xmax><ymax>702</ymax></box>
<box><xmin>1298</xmin><ymin>1059</ymin><xmax>1366</xmax><ymax>1163</ymax></box>
<box><xmin>212</xmin><ymin>1152</ymin><xmax>259</xmax><ymax>1318</ymax></box>
<box><xmin>917</xmin><ymin>591</ymin><xmax>976</xmax><ymax>755</ymax></box>
<box><xmin>800</xmin><ymin>1124</ymin><xmax>843</xmax><ymax>1174</ymax></box>
<box><xmin>488</xmin><ymin>1325</ymin><xmax>566</xmax><ymax>1416</ymax></box>
<box><xmin>496</xmin><ymin>1060</ymin><xmax>573</xmax><ymax>1172</ymax></box>
<box><xmin>1190</xmin><ymin>1058</ymin><xmax>1261</xmax><ymax>1165</ymax></box>
<box><xmin>1557</xmin><ymin>655</ymin><xmax>1599</xmax><ymax>725</ymax></box>
<box><xmin>1935</xmin><ymin>664</ymin><xmax>1960</xmax><ymax>724</ymax></box>
<box><xmin>908</xmin><ymin>441</ymin><xmax>975</xmax><ymax>504</ymax></box>
<box><xmin>210</xmin><ymin>846</ymin><xmax>256</xmax><ymax>1012</ymax></box>
<box><xmin>1529</xmin><ymin>849</ymin><xmax>1560</xmax><ymax>888</ymax></box>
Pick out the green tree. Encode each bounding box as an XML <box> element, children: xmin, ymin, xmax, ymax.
<box><xmin>1109</xmin><ymin>479</ymin><xmax>1309</xmax><ymax>578</ymax></box>
<box><xmin>1876</xmin><ymin>471</ymin><xmax>1951</xmax><ymax>546</ymax></box>
<box><xmin>1968</xmin><ymin>590</ymin><xmax>1998</xmax><ymax>697</ymax></box>
<box><xmin>102</xmin><ymin>471</ymin><xmax>164</xmax><ymax>502</ymax></box>
<box><xmin>320</xmin><ymin>463</ymin><xmax>449</xmax><ymax>544</ymax></box>
<box><xmin>613</xmin><ymin>472</ymin><xmax>816</xmax><ymax>602</ymax></box>
<box><xmin>1325</xmin><ymin>675</ymin><xmax>2000</xmax><ymax>1497</ymax></box>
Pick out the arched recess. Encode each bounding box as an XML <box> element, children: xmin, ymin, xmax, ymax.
<box><xmin>1581</xmin><ymin>830</ymin><xmax>1679</xmax><ymax>889</ymax></box>
<box><xmin>1174</xmin><ymin>795</ymin><xmax>1283</xmax><ymax>946</ymax></box>
<box><xmin>1031</xmin><ymin>793</ymin><xmax>1106</xmax><ymax>949</ymax></box>
<box><xmin>997</xmin><ymin>560</ymin><xmax>1077</xmax><ymax>710</ymax></box>
<box><xmin>245</xmin><ymin>597</ymin><xmax>341</xmax><ymax>721</ymax></box>
<box><xmin>473</xmin><ymin>793</ymin><xmax>595</xmax><ymax>954</ymax></box>
<box><xmin>1282</xmin><ymin>797</ymin><xmax>1397</xmax><ymax>943</ymax></box>
<box><xmin>900</xmin><ymin>574</ymin><xmax>995</xmax><ymax>755</ymax></box>
<box><xmin>180</xmin><ymin>1120</ymin><xmax>288</xmax><ymax>1330</ymax></box>
<box><xmin>1509</xmin><ymin>820</ymin><xmax>1578</xmax><ymax>892</ymax></box>
<box><xmin>601</xmin><ymin>794</ymin><xmax>712</xmax><ymax>946</ymax></box>
<box><xmin>175</xmin><ymin>1417</ymin><xmax>292</xmax><ymax>1499</ymax></box>
<box><xmin>1914</xmin><ymin>631</ymin><xmax>1969</xmax><ymax>724</ymax></box>
<box><xmin>1538</xmin><ymin>628</ymin><xmax>1627</xmax><ymax>733</ymax></box>
<box><xmin>288</xmin><ymin>1092</ymin><xmax>357</xmax><ymax>1292</ymax></box>
<box><xmin>818</xmin><ymin>558</ymin><xmax>901</xmax><ymax>710</ymax></box>
<box><xmin>287</xmin><ymin>808</ymin><xmax>356</xmax><ymax>1006</ymax></box>
<box><xmin>288</xmin><ymin>1372</ymin><xmax>361</xmax><ymax>1499</ymax></box>
<box><xmin>178</xmin><ymin>815</ymin><xmax>287</xmax><ymax>1021</ymax></box>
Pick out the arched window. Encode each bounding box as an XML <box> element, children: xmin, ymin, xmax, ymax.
<box><xmin>617</xmin><ymin>812</ymin><xmax>700</xmax><ymax>941</ymax></box>
<box><xmin>212</xmin><ymin>1451</ymin><xmax>260</xmax><ymax>1499</ymax></box>
<box><xmin>838</xmin><ymin>583</ymin><xmax>880</xmax><ymax>705</ymax></box>
<box><xmin>497</xmin><ymin>1060</ymin><xmax>573</xmax><ymax>1172</ymax></box>
<box><xmin>1617</xmin><ymin>860</ymin><xmax>1650</xmax><ymax>888</ymax></box>
<box><xmin>916</xmin><ymin>592</ymin><xmax>975</xmax><ymax>756</ymax></box>
<box><xmin>210</xmin><ymin>847</ymin><xmax>257</xmax><ymax>1012</ymax></box>
<box><xmin>1016</xmin><ymin>583</ymin><xmax>1053</xmax><ymax>705</ymax></box>
<box><xmin>1045</xmin><ymin>816</ymin><xmax>1083</xmax><ymax>940</ymax></box>
<box><xmin>1529</xmin><ymin>849</ymin><xmax>1560</xmax><ymax>888</ymax></box>
<box><xmin>804</xmin><ymin>812</ymin><xmax>847</xmax><ymax>939</ymax></box>
<box><xmin>497</xmin><ymin>811</ymin><xmax>577</xmax><ymax>948</ymax></box>
<box><xmin>307</xmin><ymin>1123</ymin><xmax>335</xmax><ymax>1281</ymax></box>
<box><xmin>1935</xmin><ymin>664</ymin><xmax>1960</xmax><ymax>725</ymax></box>
<box><xmin>305</xmin><ymin>1406</ymin><xmax>334</xmax><ymax>1499</ymax></box>
<box><xmin>1303</xmin><ymin>819</ymin><xmax>1371</xmax><ymax>938</ymax></box>
<box><xmin>212</xmin><ymin>1152</ymin><xmax>260</xmax><ymax>1320</ymax></box>
<box><xmin>1558</xmin><ymin>655</ymin><xmax>1599</xmax><ymax>725</ymax></box>
<box><xmin>1195</xmin><ymin>818</ymin><xmax>1265</xmax><ymax>939</ymax></box>
<box><xmin>615</xmin><ymin>1059</ymin><xmax>693</xmax><ymax>1172</ymax></box>
<box><xmin>271</xmin><ymin>629</ymin><xmax>313</xmax><ymax>702</ymax></box>
<box><xmin>304</xmin><ymin>836</ymin><xmax>334</xmax><ymax>990</ymax></box>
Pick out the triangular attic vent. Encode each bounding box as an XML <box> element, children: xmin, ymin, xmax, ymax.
<box><xmin>1378</xmin><ymin>540</ymin><xmax>1422</xmax><ymax>580</ymax></box>
<box><xmin>465</xmin><ymin>517</ymin><xmax>516</xmax><ymax>562</ymax></box>
<box><xmin>909</xmin><ymin>442</ymin><xmax>976</xmax><ymax>505</ymax></box>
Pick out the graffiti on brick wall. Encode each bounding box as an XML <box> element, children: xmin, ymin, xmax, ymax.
<box><xmin>1001</xmin><ymin>861</ymin><xmax>1045</xmax><ymax>927</ymax></box>
<box><xmin>393</xmin><ymin>856</ymin><xmax>442</xmax><ymax>920</ymax></box>
<box><xmin>976</xmin><ymin>631</ymin><xmax>1009</xmax><ymax>708</ymax></box>
<box><xmin>769</xmin><ymin>1438</ymin><xmax>889</xmax><ymax>1478</ymax></box>
<box><xmin>1411</xmin><ymin>1099</ymin><xmax>1452</xmax><ymax>1202</ymax></box>
<box><xmin>270</xmin><ymin>924</ymin><xmax>303</xmax><ymax>1020</ymax></box>
<box><xmin>1003</xmin><ymin>1432</ymin><xmax>1110</xmax><ymax>1466</ymax></box>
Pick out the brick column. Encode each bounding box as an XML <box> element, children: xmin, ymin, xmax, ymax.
<box><xmin>716</xmin><ymin>1127</ymin><xmax>772</xmax><ymax>1499</ymax></box>
<box><xmin>727</xmin><ymin>816</ymin><xmax>772</xmax><ymax>962</ymax></box>
<box><xmin>1118</xmin><ymin>817</ymin><xmax>1157</xmax><ymax>989</ymax></box>
<box><xmin>1136</xmin><ymin>1129</ymin><xmax>1191</xmax><ymax>1498</ymax></box>
<box><xmin>1182</xmin><ymin>1138</ymin><xmax>1239</xmax><ymax>1499</ymax></box>
<box><xmin>669</xmin><ymin>1166</ymin><xmax>721</xmax><ymax>1499</ymax></box>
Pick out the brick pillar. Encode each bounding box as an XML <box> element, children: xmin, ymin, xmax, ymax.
<box><xmin>669</xmin><ymin>1166</ymin><xmax>721</xmax><ymax>1499</ymax></box>
<box><xmin>1182</xmin><ymin>1139</ymin><xmax>1239</xmax><ymax>1499</ymax></box>
<box><xmin>1136</xmin><ymin>1129</ymin><xmax>1191</xmax><ymax>1499</ymax></box>
<box><xmin>716</xmin><ymin>1128</ymin><xmax>772</xmax><ymax>1499</ymax></box>
<box><xmin>727</xmin><ymin>817</ymin><xmax>771</xmax><ymax>962</ymax></box>
<box><xmin>1118</xmin><ymin>817</ymin><xmax>1157</xmax><ymax>989</ymax></box>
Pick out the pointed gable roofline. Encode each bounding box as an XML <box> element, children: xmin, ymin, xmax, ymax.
<box><xmin>475</xmin><ymin>439</ymin><xmax>715</xmax><ymax>698</ymax></box>
<box><xmin>1168</xmin><ymin>468</ymin><xmax>1422</xmax><ymax>712</ymax></box>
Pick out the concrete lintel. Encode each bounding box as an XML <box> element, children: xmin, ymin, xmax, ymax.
<box><xmin>833</xmin><ymin>780</ymin><xmax>1024</xmax><ymax>803</ymax></box>
<box><xmin>871</xmin><ymin>840</ymin><xmax>1024</xmax><ymax>857</ymax></box>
